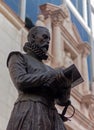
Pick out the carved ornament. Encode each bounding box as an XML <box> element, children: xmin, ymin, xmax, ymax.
<box><xmin>77</xmin><ymin>42</ymin><xmax>91</xmax><ymax>56</ymax></box>
<box><xmin>51</xmin><ymin>9</ymin><xmax>64</xmax><ymax>26</ymax></box>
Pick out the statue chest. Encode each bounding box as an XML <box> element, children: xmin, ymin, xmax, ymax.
<box><xmin>24</xmin><ymin>54</ymin><xmax>51</xmax><ymax>74</ymax></box>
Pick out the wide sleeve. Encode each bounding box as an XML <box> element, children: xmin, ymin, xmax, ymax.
<box><xmin>55</xmin><ymin>87</ymin><xmax>71</xmax><ymax>105</ymax></box>
<box><xmin>7</xmin><ymin>52</ymin><xmax>58</xmax><ymax>92</ymax></box>
<box><xmin>54</xmin><ymin>67</ymin><xmax>72</xmax><ymax>104</ymax></box>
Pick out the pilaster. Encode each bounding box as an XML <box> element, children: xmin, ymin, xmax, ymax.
<box><xmin>78</xmin><ymin>42</ymin><xmax>91</xmax><ymax>94</ymax></box>
<box><xmin>44</xmin><ymin>14</ymin><xmax>52</xmax><ymax>65</ymax></box>
<box><xmin>51</xmin><ymin>9</ymin><xmax>65</xmax><ymax>67</ymax></box>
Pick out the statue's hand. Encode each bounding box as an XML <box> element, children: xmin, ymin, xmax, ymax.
<box><xmin>55</xmin><ymin>67</ymin><xmax>72</xmax><ymax>89</ymax></box>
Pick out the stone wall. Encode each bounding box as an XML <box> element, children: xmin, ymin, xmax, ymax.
<box><xmin>0</xmin><ymin>13</ymin><xmax>21</xmax><ymax>130</ymax></box>
<box><xmin>0</xmin><ymin>1</ymin><xmax>27</xmax><ymax>129</ymax></box>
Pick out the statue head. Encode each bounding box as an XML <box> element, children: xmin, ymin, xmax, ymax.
<box><xmin>37</xmin><ymin>15</ymin><xmax>45</xmax><ymax>22</ymax></box>
<box><xmin>23</xmin><ymin>26</ymin><xmax>50</xmax><ymax>60</ymax></box>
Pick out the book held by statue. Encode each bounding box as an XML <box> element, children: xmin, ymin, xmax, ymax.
<box><xmin>63</xmin><ymin>64</ymin><xmax>84</xmax><ymax>88</ymax></box>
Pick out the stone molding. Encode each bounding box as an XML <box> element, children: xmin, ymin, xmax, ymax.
<box><xmin>40</xmin><ymin>3</ymin><xmax>68</xmax><ymax>19</ymax></box>
<box><xmin>59</xmin><ymin>4</ymin><xmax>69</xmax><ymax>18</ymax></box>
<box><xmin>40</xmin><ymin>3</ymin><xmax>59</xmax><ymax>16</ymax></box>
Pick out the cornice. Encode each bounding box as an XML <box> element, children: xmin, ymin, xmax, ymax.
<box><xmin>0</xmin><ymin>1</ymin><xmax>24</xmax><ymax>30</ymax></box>
<box><xmin>40</xmin><ymin>3</ymin><xmax>59</xmax><ymax>16</ymax></box>
<box><xmin>40</xmin><ymin>3</ymin><xmax>68</xmax><ymax>19</ymax></box>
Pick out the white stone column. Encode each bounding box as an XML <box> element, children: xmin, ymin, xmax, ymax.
<box><xmin>82</xmin><ymin>54</ymin><xmax>89</xmax><ymax>93</ymax></box>
<box><xmin>52</xmin><ymin>24</ymin><xmax>61</xmax><ymax>67</ymax></box>
<box><xmin>45</xmin><ymin>14</ymin><xmax>52</xmax><ymax>35</ymax></box>
<box><xmin>78</xmin><ymin>43</ymin><xmax>91</xmax><ymax>94</ymax></box>
<box><xmin>75</xmin><ymin>55</ymin><xmax>82</xmax><ymax>72</ymax></box>
<box><xmin>51</xmin><ymin>10</ymin><xmax>64</xmax><ymax>67</ymax></box>
<box><xmin>75</xmin><ymin>54</ymin><xmax>83</xmax><ymax>93</ymax></box>
<box><xmin>45</xmin><ymin>14</ymin><xmax>53</xmax><ymax>64</ymax></box>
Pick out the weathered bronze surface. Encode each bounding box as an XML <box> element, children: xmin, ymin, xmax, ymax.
<box><xmin>6</xmin><ymin>26</ymin><xmax>71</xmax><ymax>130</ymax></box>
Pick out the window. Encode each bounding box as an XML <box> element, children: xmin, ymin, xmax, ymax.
<box><xmin>70</xmin><ymin>0</ymin><xmax>83</xmax><ymax>17</ymax></box>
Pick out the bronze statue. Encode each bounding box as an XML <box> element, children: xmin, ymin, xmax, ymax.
<box><xmin>6</xmin><ymin>26</ymin><xmax>71</xmax><ymax>130</ymax></box>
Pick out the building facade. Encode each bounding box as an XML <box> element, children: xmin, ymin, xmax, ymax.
<box><xmin>0</xmin><ymin>0</ymin><xmax>94</xmax><ymax>130</ymax></box>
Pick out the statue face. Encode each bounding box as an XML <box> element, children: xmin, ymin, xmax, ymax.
<box><xmin>35</xmin><ymin>27</ymin><xmax>50</xmax><ymax>53</ymax></box>
<box><xmin>27</xmin><ymin>26</ymin><xmax>50</xmax><ymax>55</ymax></box>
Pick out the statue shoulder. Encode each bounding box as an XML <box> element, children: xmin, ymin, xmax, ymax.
<box><xmin>7</xmin><ymin>51</ymin><xmax>24</xmax><ymax>67</ymax></box>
